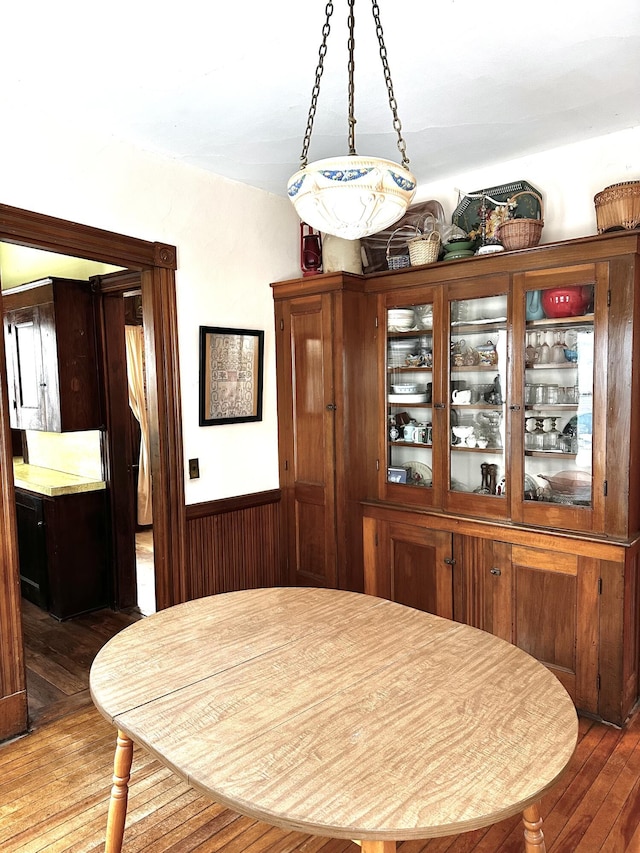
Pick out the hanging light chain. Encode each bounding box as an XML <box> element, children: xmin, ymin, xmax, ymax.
<box><xmin>347</xmin><ymin>0</ymin><xmax>356</xmax><ymax>155</ymax></box>
<box><xmin>371</xmin><ymin>0</ymin><xmax>410</xmax><ymax>168</ymax></box>
<box><xmin>300</xmin><ymin>1</ymin><xmax>334</xmax><ymax>168</ymax></box>
<box><xmin>298</xmin><ymin>0</ymin><xmax>411</xmax><ymax>170</ymax></box>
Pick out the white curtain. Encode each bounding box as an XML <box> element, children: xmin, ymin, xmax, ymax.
<box><xmin>125</xmin><ymin>325</ymin><xmax>152</xmax><ymax>526</ymax></box>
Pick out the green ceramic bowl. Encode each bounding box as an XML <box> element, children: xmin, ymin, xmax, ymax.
<box><xmin>444</xmin><ymin>240</ymin><xmax>474</xmax><ymax>253</ymax></box>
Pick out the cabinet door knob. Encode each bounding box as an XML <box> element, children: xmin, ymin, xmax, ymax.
<box><xmin>490</xmin><ymin>567</ymin><xmax>501</xmax><ymax>576</ymax></box>
<box><xmin>509</xmin><ymin>405</ymin><xmax>521</xmax><ymax>411</ymax></box>
<box><xmin>37</xmin><ymin>521</ymin><xmax>45</xmax><ymax>528</ymax></box>
<box><xmin>326</xmin><ymin>403</ymin><xmax>337</xmax><ymax>411</ymax></box>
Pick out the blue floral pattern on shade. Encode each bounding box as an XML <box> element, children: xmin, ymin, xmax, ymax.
<box><xmin>389</xmin><ymin>171</ymin><xmax>416</xmax><ymax>191</ymax></box>
<box><xmin>288</xmin><ymin>175</ymin><xmax>306</xmax><ymax>197</ymax></box>
<box><xmin>320</xmin><ymin>168</ymin><xmax>374</xmax><ymax>182</ymax></box>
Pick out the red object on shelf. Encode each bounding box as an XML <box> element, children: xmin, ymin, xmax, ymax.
<box><xmin>300</xmin><ymin>222</ymin><xmax>323</xmax><ymax>276</ymax></box>
<box><xmin>541</xmin><ymin>285</ymin><xmax>592</xmax><ymax>318</ymax></box>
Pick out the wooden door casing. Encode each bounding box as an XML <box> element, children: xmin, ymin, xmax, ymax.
<box><xmin>0</xmin><ymin>202</ymin><xmax>183</xmax><ymax>742</ymax></box>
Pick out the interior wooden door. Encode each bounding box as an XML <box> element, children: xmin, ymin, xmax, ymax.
<box><xmin>98</xmin><ymin>287</ymin><xmax>138</xmax><ymax>609</ymax></box>
<box><xmin>277</xmin><ymin>292</ymin><xmax>337</xmax><ymax>588</ymax></box>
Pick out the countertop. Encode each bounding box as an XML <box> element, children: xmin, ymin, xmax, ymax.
<box><xmin>13</xmin><ymin>459</ymin><xmax>106</xmax><ymax>497</ymax></box>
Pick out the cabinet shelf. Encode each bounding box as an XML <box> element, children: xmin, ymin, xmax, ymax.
<box><xmin>526</xmin><ymin>314</ymin><xmax>594</xmax><ymax>330</ymax></box>
<box><xmin>388</xmin><ymin>402</ymin><xmax>432</xmax><ymax>408</ymax></box>
<box><xmin>389</xmin><ymin>441</ymin><xmax>432</xmax><ymax>449</ymax></box>
<box><xmin>451</xmin><ymin>403</ymin><xmax>503</xmax><ymax>410</ymax></box>
<box><xmin>525</xmin><ymin>450</ymin><xmax>578</xmax><ymax>459</ymax></box>
<box><xmin>525</xmin><ymin>404</ymin><xmax>578</xmax><ymax>412</ymax></box>
<box><xmin>450</xmin><ymin>446</ymin><xmax>502</xmax><ymax>453</ymax></box>
<box><xmin>451</xmin><ymin>322</ymin><xmax>507</xmax><ymax>334</ymax></box>
<box><xmin>450</xmin><ymin>365</ymin><xmax>501</xmax><ymax>372</ymax></box>
<box><xmin>526</xmin><ymin>362</ymin><xmax>578</xmax><ymax>370</ymax></box>
<box><xmin>387</xmin><ymin>366</ymin><xmax>432</xmax><ymax>373</ymax></box>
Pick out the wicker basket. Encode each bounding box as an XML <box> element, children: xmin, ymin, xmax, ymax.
<box><xmin>385</xmin><ymin>226</ymin><xmax>414</xmax><ymax>269</ymax></box>
<box><xmin>408</xmin><ymin>230</ymin><xmax>441</xmax><ymax>266</ymax></box>
<box><xmin>495</xmin><ymin>190</ymin><xmax>544</xmax><ymax>250</ymax></box>
<box><xmin>594</xmin><ymin>181</ymin><xmax>640</xmax><ymax>233</ymax></box>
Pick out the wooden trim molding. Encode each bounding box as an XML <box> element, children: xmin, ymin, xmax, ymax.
<box><xmin>0</xmin><ymin>203</ymin><xmax>184</xmax><ymax>741</ymax></box>
<box><xmin>0</xmin><ymin>203</ymin><xmax>177</xmax><ymax>271</ymax></box>
<box><xmin>0</xmin><ymin>312</ymin><xmax>25</xmax><ymax>732</ymax></box>
<box><xmin>186</xmin><ymin>489</ymin><xmax>281</xmax><ymax>520</ymax></box>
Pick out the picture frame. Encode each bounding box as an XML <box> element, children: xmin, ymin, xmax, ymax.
<box><xmin>199</xmin><ymin>325</ymin><xmax>264</xmax><ymax>426</ymax></box>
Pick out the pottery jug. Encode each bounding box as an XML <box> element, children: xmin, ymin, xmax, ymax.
<box><xmin>526</xmin><ymin>290</ymin><xmax>545</xmax><ymax>321</ymax></box>
<box><xmin>452</xmin><ymin>389</ymin><xmax>472</xmax><ymax>405</ymax></box>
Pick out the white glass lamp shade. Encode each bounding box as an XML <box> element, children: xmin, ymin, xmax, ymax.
<box><xmin>287</xmin><ymin>155</ymin><xmax>417</xmax><ymax>240</ymax></box>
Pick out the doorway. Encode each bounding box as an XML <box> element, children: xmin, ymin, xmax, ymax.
<box><xmin>0</xmin><ymin>202</ymin><xmax>186</xmax><ymax>741</ymax></box>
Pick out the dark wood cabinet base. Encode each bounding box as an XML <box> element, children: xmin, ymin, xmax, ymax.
<box><xmin>15</xmin><ymin>488</ymin><xmax>109</xmax><ymax>621</ymax></box>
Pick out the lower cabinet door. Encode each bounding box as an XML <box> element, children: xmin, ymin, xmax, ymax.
<box><xmin>482</xmin><ymin>540</ymin><xmax>600</xmax><ymax>716</ymax></box>
<box><xmin>15</xmin><ymin>490</ymin><xmax>48</xmax><ymax>608</ymax></box>
<box><xmin>365</xmin><ymin>520</ymin><xmax>454</xmax><ymax>619</ymax></box>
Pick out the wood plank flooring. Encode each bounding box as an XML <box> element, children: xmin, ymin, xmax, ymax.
<box><xmin>21</xmin><ymin>599</ymin><xmax>141</xmax><ymax>729</ymax></box>
<box><xmin>5</xmin><ymin>603</ymin><xmax>640</xmax><ymax>851</ymax></box>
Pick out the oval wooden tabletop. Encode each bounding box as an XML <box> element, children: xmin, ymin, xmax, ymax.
<box><xmin>90</xmin><ymin>588</ymin><xmax>578</xmax><ymax>841</ymax></box>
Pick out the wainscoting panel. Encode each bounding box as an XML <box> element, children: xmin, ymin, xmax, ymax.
<box><xmin>185</xmin><ymin>490</ymin><xmax>285</xmax><ymax>599</ymax></box>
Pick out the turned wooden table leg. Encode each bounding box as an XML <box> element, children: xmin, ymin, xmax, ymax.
<box><xmin>359</xmin><ymin>841</ymin><xmax>396</xmax><ymax>853</ymax></box>
<box><xmin>523</xmin><ymin>802</ymin><xmax>545</xmax><ymax>852</ymax></box>
<box><xmin>105</xmin><ymin>730</ymin><xmax>134</xmax><ymax>853</ymax></box>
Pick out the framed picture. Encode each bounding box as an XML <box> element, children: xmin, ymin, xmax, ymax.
<box><xmin>199</xmin><ymin>326</ymin><xmax>264</xmax><ymax>426</ymax></box>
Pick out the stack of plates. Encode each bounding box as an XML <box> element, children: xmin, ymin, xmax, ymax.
<box><xmin>388</xmin><ymin>309</ymin><xmax>415</xmax><ymax>331</ymax></box>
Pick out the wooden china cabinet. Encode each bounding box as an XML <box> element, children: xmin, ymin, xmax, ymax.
<box><xmin>273</xmin><ymin>230</ymin><xmax>640</xmax><ymax>725</ymax></box>
<box><xmin>272</xmin><ymin>274</ymin><xmax>377</xmax><ymax>593</ymax></box>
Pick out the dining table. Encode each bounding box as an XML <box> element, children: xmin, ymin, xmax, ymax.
<box><xmin>90</xmin><ymin>587</ymin><xmax>578</xmax><ymax>853</ymax></box>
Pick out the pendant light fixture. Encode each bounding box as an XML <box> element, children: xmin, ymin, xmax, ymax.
<box><xmin>287</xmin><ymin>0</ymin><xmax>416</xmax><ymax>241</ymax></box>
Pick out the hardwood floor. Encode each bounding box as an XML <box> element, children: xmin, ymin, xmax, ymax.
<box><xmin>21</xmin><ymin>598</ymin><xmax>141</xmax><ymax>730</ymax></box>
<box><xmin>5</xmin><ymin>605</ymin><xmax>640</xmax><ymax>852</ymax></box>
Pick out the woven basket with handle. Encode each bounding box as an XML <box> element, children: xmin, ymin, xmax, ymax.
<box><xmin>407</xmin><ymin>215</ymin><xmax>441</xmax><ymax>266</ymax></box>
<box><xmin>496</xmin><ymin>190</ymin><xmax>544</xmax><ymax>250</ymax></box>
<box><xmin>385</xmin><ymin>225</ymin><xmax>415</xmax><ymax>269</ymax></box>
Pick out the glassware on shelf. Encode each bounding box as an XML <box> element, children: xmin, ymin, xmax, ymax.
<box><xmin>531</xmin><ymin>418</ymin><xmax>546</xmax><ymax>451</ymax></box>
<box><xmin>525</xmin><ymin>417</ymin><xmax>537</xmax><ymax>450</ymax></box>
<box><xmin>525</xmin><ymin>332</ymin><xmax>536</xmax><ymax>367</ymax></box>
<box><xmin>543</xmin><ymin>417</ymin><xmax>562</xmax><ymax>451</ymax></box>
<box><xmin>536</xmin><ymin>331</ymin><xmax>550</xmax><ymax>364</ymax></box>
<box><xmin>551</xmin><ymin>331</ymin><xmax>567</xmax><ymax>364</ymax></box>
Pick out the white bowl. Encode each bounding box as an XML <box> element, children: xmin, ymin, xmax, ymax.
<box><xmin>388</xmin><ymin>309</ymin><xmax>415</xmax><ymax>319</ymax></box>
<box><xmin>391</xmin><ymin>383</ymin><xmax>419</xmax><ymax>394</ymax></box>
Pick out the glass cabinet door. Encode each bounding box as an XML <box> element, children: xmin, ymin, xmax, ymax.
<box><xmin>447</xmin><ymin>292</ymin><xmax>509</xmax><ymax>518</ymax></box>
<box><xmin>521</xmin><ymin>284</ymin><xmax>595</xmax><ymax>514</ymax></box>
<box><xmin>386</xmin><ymin>301</ymin><xmax>435</xmax><ymax>501</ymax></box>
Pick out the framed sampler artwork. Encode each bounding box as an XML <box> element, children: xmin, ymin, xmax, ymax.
<box><xmin>199</xmin><ymin>326</ymin><xmax>264</xmax><ymax>425</ymax></box>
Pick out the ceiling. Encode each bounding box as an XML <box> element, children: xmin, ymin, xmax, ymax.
<box><xmin>2</xmin><ymin>1</ymin><xmax>639</xmax><ymax>199</ymax></box>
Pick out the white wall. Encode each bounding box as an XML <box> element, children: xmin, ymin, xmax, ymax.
<box><xmin>0</xmin><ymin>117</ymin><xmax>301</xmax><ymax>504</ymax></box>
<box><xmin>412</xmin><ymin>126</ymin><xmax>640</xmax><ymax>242</ymax></box>
<box><xmin>1</xmin><ymin>120</ymin><xmax>638</xmax><ymax>504</ymax></box>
